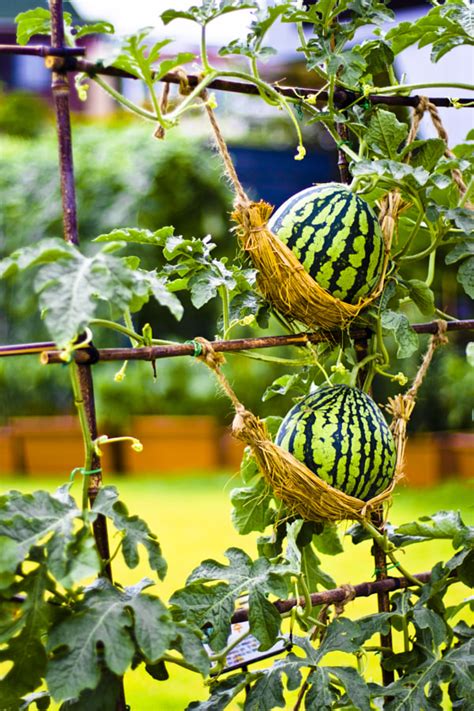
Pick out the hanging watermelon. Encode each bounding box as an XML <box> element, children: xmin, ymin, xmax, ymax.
<box><xmin>275</xmin><ymin>384</ymin><xmax>396</xmax><ymax>501</ymax></box>
<box><xmin>268</xmin><ymin>183</ymin><xmax>384</xmax><ymax>304</ymax></box>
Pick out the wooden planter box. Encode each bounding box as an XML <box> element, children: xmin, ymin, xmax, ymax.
<box><xmin>11</xmin><ymin>416</ymin><xmax>113</xmax><ymax>477</ymax></box>
<box><xmin>220</xmin><ymin>429</ymin><xmax>246</xmax><ymax>472</ymax></box>
<box><xmin>123</xmin><ymin>416</ymin><xmax>219</xmax><ymax>475</ymax></box>
<box><xmin>442</xmin><ymin>433</ymin><xmax>474</xmax><ymax>481</ymax></box>
<box><xmin>403</xmin><ymin>434</ymin><xmax>441</xmax><ymax>487</ymax></box>
<box><xmin>0</xmin><ymin>426</ymin><xmax>17</xmax><ymax>475</ymax></box>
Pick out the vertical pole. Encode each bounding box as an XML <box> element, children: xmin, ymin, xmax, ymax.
<box><xmin>48</xmin><ymin>3</ymin><xmax>126</xmax><ymax>708</ymax></box>
<box><xmin>336</xmin><ymin>134</ymin><xmax>395</xmax><ymax>685</ymax></box>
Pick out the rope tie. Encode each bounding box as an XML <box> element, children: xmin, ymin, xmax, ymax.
<box><xmin>386</xmin><ymin>320</ymin><xmax>448</xmax><ymax>479</ymax></box>
<box><xmin>334</xmin><ymin>584</ymin><xmax>357</xmax><ymax>616</ymax></box>
<box><xmin>410</xmin><ymin>97</ymin><xmax>469</xmax><ymax>199</ymax></box>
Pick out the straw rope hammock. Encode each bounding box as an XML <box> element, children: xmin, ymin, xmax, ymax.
<box><xmin>194</xmin><ymin>321</ymin><xmax>447</xmax><ymax>523</ymax></box>
<box><xmin>203</xmin><ymin>94</ymin><xmax>468</xmax><ymax>331</ymax></box>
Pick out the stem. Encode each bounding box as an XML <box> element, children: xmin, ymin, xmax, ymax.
<box><xmin>371</xmin><ymin>81</ymin><xmax>474</xmax><ymax>94</ymax></box>
<box><xmin>219</xmin><ymin>286</ymin><xmax>230</xmax><ymax>338</ymax></box>
<box><xmin>92</xmin><ymin>74</ymin><xmax>158</xmax><ymax>121</ymax></box>
<box><xmin>161</xmin><ymin>653</ymin><xmax>202</xmax><ymax>673</ymax></box>
<box><xmin>296</xmin><ymin>22</ymin><xmax>328</xmax><ymax>82</ymax></box>
<box><xmin>200</xmin><ymin>24</ymin><xmax>212</xmax><ymax>74</ymax></box>
<box><xmin>209</xmin><ymin>629</ymin><xmax>252</xmax><ymax>667</ymax></box>
<box><xmin>361</xmin><ymin>520</ymin><xmax>422</xmax><ymax>588</ymax></box>
<box><xmin>459</xmin><ymin>175</ymin><xmax>474</xmax><ymax>207</ymax></box>
<box><xmin>69</xmin><ymin>363</ymin><xmax>95</xmax><ymax>512</ymax></box>
<box><xmin>90</xmin><ymin>319</ymin><xmax>145</xmax><ymax>344</ymax></box>
<box><xmin>234</xmin><ymin>350</ymin><xmax>312</xmax><ymax>366</ymax></box>
<box><xmin>425</xmin><ymin>249</ymin><xmax>437</xmax><ymax>288</ymax></box>
<box><xmin>393</xmin><ymin>209</ymin><xmax>425</xmax><ymax>260</ymax></box>
<box><xmin>123</xmin><ymin>310</ymin><xmax>139</xmax><ymax>347</ymax></box>
<box><xmin>164</xmin><ymin>70</ymin><xmax>219</xmax><ymax>120</ymax></box>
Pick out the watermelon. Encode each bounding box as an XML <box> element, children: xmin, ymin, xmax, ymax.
<box><xmin>275</xmin><ymin>385</ymin><xmax>396</xmax><ymax>500</ymax></box>
<box><xmin>268</xmin><ymin>183</ymin><xmax>384</xmax><ymax>303</ymax></box>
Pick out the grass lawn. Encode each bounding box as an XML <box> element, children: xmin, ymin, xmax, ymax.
<box><xmin>1</xmin><ymin>474</ymin><xmax>473</xmax><ymax>710</ymax></box>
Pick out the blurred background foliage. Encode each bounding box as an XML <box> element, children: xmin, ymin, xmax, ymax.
<box><xmin>0</xmin><ymin>92</ymin><xmax>472</xmax><ymax>430</ymax></box>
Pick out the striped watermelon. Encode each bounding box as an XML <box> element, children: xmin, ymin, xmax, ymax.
<box><xmin>275</xmin><ymin>385</ymin><xmax>396</xmax><ymax>500</ymax></box>
<box><xmin>268</xmin><ymin>183</ymin><xmax>384</xmax><ymax>303</ymax></box>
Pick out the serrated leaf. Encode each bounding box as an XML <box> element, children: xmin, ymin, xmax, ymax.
<box><xmin>389</xmin><ymin>510</ymin><xmax>471</xmax><ymax>548</ymax></box>
<box><xmin>74</xmin><ymin>21</ymin><xmax>115</xmax><ymax>39</ymax></box>
<box><xmin>0</xmin><ymin>487</ymin><xmax>97</xmax><ymax>587</ymax></box>
<box><xmin>400</xmin><ymin>138</ymin><xmax>446</xmax><ymax>172</ymax></box>
<box><xmin>327</xmin><ymin>666</ymin><xmax>371</xmax><ymax>711</ymax></box>
<box><xmin>248</xmin><ymin>588</ymin><xmax>282</xmax><ymax>651</ymax></box>
<box><xmin>94</xmin><ymin>226</ymin><xmax>174</xmax><ymax>245</ymax></box>
<box><xmin>366</xmin><ymin>109</ymin><xmax>408</xmax><ymax>160</ymax></box>
<box><xmin>58</xmin><ymin>669</ymin><xmax>120</xmax><ymax>710</ymax></box>
<box><xmin>231</xmin><ymin>478</ymin><xmax>274</xmax><ymax>535</ymax></box>
<box><xmin>161</xmin><ymin>2</ymin><xmax>256</xmax><ymax>26</ymax></box>
<box><xmin>16</xmin><ymin>8</ymin><xmax>51</xmax><ymax>45</ymax></box>
<box><xmin>47</xmin><ymin>585</ymin><xmax>131</xmax><ymax>699</ymax></box>
<box><xmin>143</xmin><ymin>272</ymin><xmax>184</xmax><ymax>320</ymax></box>
<box><xmin>305</xmin><ymin>667</ymin><xmax>337</xmax><ymax>709</ymax></box>
<box><xmin>244</xmin><ymin>654</ymin><xmax>302</xmax><ymax>710</ymax></box>
<box><xmin>172</xmin><ymin>623</ymin><xmax>210</xmax><ymax>676</ymax></box>
<box><xmin>458</xmin><ymin>257</ymin><xmax>474</xmax><ymax>298</ymax></box>
<box><xmin>187</xmin><ymin>673</ymin><xmax>248</xmax><ymax>710</ymax></box>
<box><xmin>91</xmin><ymin>486</ymin><xmax>167</xmax><ymax>580</ymax></box>
<box><xmin>301</xmin><ymin>544</ymin><xmax>335</xmax><ymax>594</ymax></box>
<box><xmin>0</xmin><ymin>238</ymin><xmax>75</xmax><ymax>280</ymax></box>
<box><xmin>173</xmin><ymin>548</ymin><xmax>290</xmax><ymax>651</ymax></box>
<box><xmin>381</xmin><ymin>310</ymin><xmax>418</xmax><ymax>358</ymax></box>
<box><xmin>47</xmin><ymin>578</ymin><xmax>170</xmax><ymax>700</ymax></box>
<box><xmin>312</xmin><ymin>523</ymin><xmax>343</xmax><ymax>557</ymax></box>
<box><xmin>0</xmin><ymin>567</ymin><xmax>49</xmax><ymax>704</ymax></box>
<box><xmin>406</xmin><ymin>279</ymin><xmax>435</xmax><ymax>315</ymax></box>
<box><xmin>445</xmin><ymin>239</ymin><xmax>474</xmax><ymax>265</ymax></box>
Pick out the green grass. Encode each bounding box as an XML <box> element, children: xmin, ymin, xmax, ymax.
<box><xmin>1</xmin><ymin>474</ymin><xmax>473</xmax><ymax>710</ymax></box>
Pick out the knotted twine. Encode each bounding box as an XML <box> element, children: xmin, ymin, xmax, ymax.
<box><xmin>385</xmin><ymin>320</ymin><xmax>448</xmax><ymax>483</ymax></box>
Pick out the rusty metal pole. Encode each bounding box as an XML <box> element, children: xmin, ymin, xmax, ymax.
<box><xmin>48</xmin><ymin>2</ymin><xmax>126</xmax><ymax>708</ymax></box>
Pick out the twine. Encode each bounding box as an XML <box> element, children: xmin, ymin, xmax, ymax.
<box><xmin>385</xmin><ymin>320</ymin><xmax>448</xmax><ymax>480</ymax></box>
<box><xmin>334</xmin><ymin>584</ymin><xmax>357</xmax><ymax>616</ymax></box>
<box><xmin>409</xmin><ymin>96</ymin><xmax>469</xmax><ymax>198</ymax></box>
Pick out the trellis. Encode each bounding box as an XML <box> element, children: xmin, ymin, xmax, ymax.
<box><xmin>0</xmin><ymin>1</ymin><xmax>473</xmax><ymax>709</ymax></box>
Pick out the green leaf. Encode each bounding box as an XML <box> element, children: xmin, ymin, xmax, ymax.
<box><xmin>58</xmin><ymin>669</ymin><xmax>121</xmax><ymax>710</ymax></box>
<box><xmin>326</xmin><ymin>666</ymin><xmax>371</xmax><ymax>711</ymax></box>
<box><xmin>173</xmin><ymin>548</ymin><xmax>290</xmax><ymax>652</ymax></box>
<box><xmin>20</xmin><ymin>691</ymin><xmax>51</xmax><ymax>710</ymax></box>
<box><xmin>458</xmin><ymin>257</ymin><xmax>474</xmax><ymax>298</ymax></box>
<box><xmin>301</xmin><ymin>544</ymin><xmax>336</xmax><ymax>594</ymax></box>
<box><xmin>381</xmin><ymin>310</ymin><xmax>419</xmax><ymax>358</ymax></box>
<box><xmin>187</xmin><ymin>673</ymin><xmax>248</xmax><ymax>710</ymax></box>
<box><xmin>47</xmin><ymin>578</ymin><xmax>171</xmax><ymax>700</ymax></box>
<box><xmin>139</xmin><ymin>271</ymin><xmax>184</xmax><ymax>320</ymax></box>
<box><xmin>94</xmin><ymin>226</ymin><xmax>174</xmax><ymax>245</ymax></box>
<box><xmin>389</xmin><ymin>510</ymin><xmax>472</xmax><ymax>548</ymax></box>
<box><xmin>305</xmin><ymin>667</ymin><xmax>337</xmax><ymax>710</ymax></box>
<box><xmin>406</xmin><ymin>279</ymin><xmax>435</xmax><ymax>315</ymax></box>
<box><xmin>0</xmin><ymin>487</ymin><xmax>98</xmax><ymax>588</ymax></box>
<box><xmin>161</xmin><ymin>2</ymin><xmax>257</xmax><ymax>27</ymax></box>
<box><xmin>231</xmin><ymin>478</ymin><xmax>274</xmax><ymax>535</ymax></box>
<box><xmin>0</xmin><ymin>567</ymin><xmax>50</xmax><ymax>705</ymax></box>
<box><xmin>445</xmin><ymin>239</ymin><xmax>474</xmax><ymax>265</ymax></box>
<box><xmin>73</xmin><ymin>21</ymin><xmax>115</xmax><ymax>40</ymax></box>
<box><xmin>171</xmin><ymin>623</ymin><xmax>210</xmax><ymax>676</ymax></box>
<box><xmin>244</xmin><ymin>654</ymin><xmax>303</xmax><ymax>710</ymax></box>
<box><xmin>16</xmin><ymin>8</ymin><xmax>52</xmax><ymax>45</ymax></box>
<box><xmin>312</xmin><ymin>523</ymin><xmax>343</xmax><ymax>557</ymax></box>
<box><xmin>365</xmin><ymin>109</ymin><xmax>408</xmax><ymax>160</ymax></box>
<box><xmin>402</xmin><ymin>138</ymin><xmax>446</xmax><ymax>171</ymax></box>
<box><xmin>0</xmin><ymin>238</ymin><xmax>75</xmax><ymax>279</ymax></box>
<box><xmin>92</xmin><ymin>486</ymin><xmax>167</xmax><ymax>580</ymax></box>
